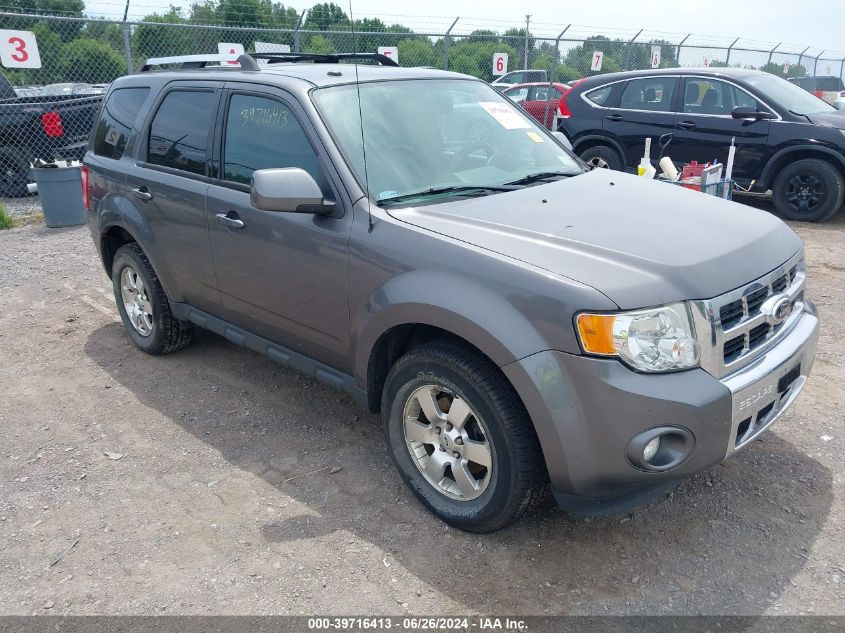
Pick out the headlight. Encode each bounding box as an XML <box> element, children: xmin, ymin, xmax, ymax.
<box><xmin>576</xmin><ymin>302</ymin><xmax>700</xmax><ymax>373</ymax></box>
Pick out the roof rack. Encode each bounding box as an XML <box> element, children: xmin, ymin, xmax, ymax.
<box><xmin>138</xmin><ymin>52</ymin><xmax>400</xmax><ymax>73</ymax></box>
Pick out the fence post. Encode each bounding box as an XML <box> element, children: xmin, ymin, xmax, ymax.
<box><xmin>840</xmin><ymin>58</ymin><xmax>845</xmax><ymax>83</ymax></box>
<box><xmin>291</xmin><ymin>10</ymin><xmax>306</xmax><ymax>53</ymax></box>
<box><xmin>121</xmin><ymin>0</ymin><xmax>132</xmax><ymax>74</ymax></box>
<box><xmin>676</xmin><ymin>33</ymin><xmax>690</xmax><ymax>67</ymax></box>
<box><xmin>443</xmin><ymin>16</ymin><xmax>459</xmax><ymax>71</ymax></box>
<box><xmin>623</xmin><ymin>29</ymin><xmax>642</xmax><ymax>71</ymax></box>
<box><xmin>725</xmin><ymin>37</ymin><xmax>739</xmax><ymax>66</ymax></box>
<box><xmin>797</xmin><ymin>46</ymin><xmax>810</xmax><ymax>72</ymax></box>
<box><xmin>766</xmin><ymin>42</ymin><xmax>781</xmax><ymax>66</ymax></box>
<box><xmin>553</xmin><ymin>24</ymin><xmax>570</xmax><ymax>73</ymax></box>
<box><xmin>813</xmin><ymin>50</ymin><xmax>825</xmax><ymax>76</ymax></box>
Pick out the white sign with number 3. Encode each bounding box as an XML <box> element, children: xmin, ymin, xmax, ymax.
<box><xmin>591</xmin><ymin>51</ymin><xmax>603</xmax><ymax>72</ymax></box>
<box><xmin>0</xmin><ymin>30</ymin><xmax>41</xmax><ymax>69</ymax></box>
<box><xmin>493</xmin><ymin>53</ymin><xmax>508</xmax><ymax>76</ymax></box>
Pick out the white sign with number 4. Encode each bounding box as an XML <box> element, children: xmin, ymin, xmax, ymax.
<box><xmin>0</xmin><ymin>30</ymin><xmax>41</xmax><ymax>69</ymax></box>
<box><xmin>591</xmin><ymin>51</ymin><xmax>603</xmax><ymax>72</ymax></box>
<box><xmin>492</xmin><ymin>53</ymin><xmax>508</xmax><ymax>76</ymax></box>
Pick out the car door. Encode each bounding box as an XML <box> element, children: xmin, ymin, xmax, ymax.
<box><xmin>601</xmin><ymin>76</ymin><xmax>679</xmax><ymax>169</ymax></box>
<box><xmin>124</xmin><ymin>82</ymin><xmax>221</xmax><ymax>312</ymax></box>
<box><xmin>522</xmin><ymin>85</ymin><xmax>562</xmax><ymax>129</ymax></box>
<box><xmin>205</xmin><ymin>85</ymin><xmax>351</xmax><ymax>368</ymax></box>
<box><xmin>671</xmin><ymin>77</ymin><xmax>771</xmax><ymax>184</ymax></box>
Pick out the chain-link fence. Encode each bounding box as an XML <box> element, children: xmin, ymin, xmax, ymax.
<box><xmin>1</xmin><ymin>9</ymin><xmax>844</xmax><ymax>196</ymax></box>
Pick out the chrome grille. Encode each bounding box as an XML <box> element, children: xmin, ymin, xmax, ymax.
<box><xmin>690</xmin><ymin>251</ymin><xmax>806</xmax><ymax>380</ymax></box>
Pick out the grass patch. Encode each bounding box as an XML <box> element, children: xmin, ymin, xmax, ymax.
<box><xmin>0</xmin><ymin>205</ymin><xmax>14</xmax><ymax>230</ymax></box>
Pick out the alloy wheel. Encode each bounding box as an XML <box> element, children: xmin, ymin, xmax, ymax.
<box><xmin>786</xmin><ymin>173</ymin><xmax>826</xmax><ymax>214</ymax></box>
<box><xmin>120</xmin><ymin>266</ymin><xmax>154</xmax><ymax>337</ymax></box>
<box><xmin>402</xmin><ymin>384</ymin><xmax>493</xmax><ymax>501</ymax></box>
<box><xmin>585</xmin><ymin>156</ymin><xmax>609</xmax><ymax>169</ymax></box>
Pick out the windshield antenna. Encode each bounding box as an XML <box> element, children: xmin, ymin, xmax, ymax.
<box><xmin>349</xmin><ymin>1</ymin><xmax>374</xmax><ymax>232</ymax></box>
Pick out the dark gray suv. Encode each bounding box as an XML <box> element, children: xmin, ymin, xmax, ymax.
<box><xmin>83</xmin><ymin>53</ymin><xmax>819</xmax><ymax>532</ymax></box>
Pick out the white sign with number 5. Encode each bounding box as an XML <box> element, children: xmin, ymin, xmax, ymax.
<box><xmin>591</xmin><ymin>51</ymin><xmax>603</xmax><ymax>72</ymax></box>
<box><xmin>0</xmin><ymin>30</ymin><xmax>41</xmax><ymax>69</ymax></box>
<box><xmin>492</xmin><ymin>53</ymin><xmax>508</xmax><ymax>76</ymax></box>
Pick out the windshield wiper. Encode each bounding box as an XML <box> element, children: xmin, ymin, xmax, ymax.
<box><xmin>788</xmin><ymin>109</ymin><xmax>813</xmax><ymax>123</ymax></box>
<box><xmin>503</xmin><ymin>171</ymin><xmax>576</xmax><ymax>186</ymax></box>
<box><xmin>375</xmin><ymin>185</ymin><xmax>515</xmax><ymax>206</ymax></box>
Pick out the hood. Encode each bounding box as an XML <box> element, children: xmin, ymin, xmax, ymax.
<box><xmin>808</xmin><ymin>111</ymin><xmax>845</xmax><ymax>128</ymax></box>
<box><xmin>388</xmin><ymin>170</ymin><xmax>803</xmax><ymax>309</ymax></box>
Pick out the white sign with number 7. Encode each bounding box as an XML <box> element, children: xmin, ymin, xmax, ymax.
<box><xmin>0</xmin><ymin>30</ymin><xmax>41</xmax><ymax>69</ymax></box>
<box><xmin>591</xmin><ymin>51</ymin><xmax>604</xmax><ymax>72</ymax></box>
<box><xmin>492</xmin><ymin>53</ymin><xmax>508</xmax><ymax>76</ymax></box>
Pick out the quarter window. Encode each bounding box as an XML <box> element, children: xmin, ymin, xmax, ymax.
<box><xmin>620</xmin><ymin>77</ymin><xmax>676</xmax><ymax>111</ymax></box>
<box><xmin>147</xmin><ymin>90</ymin><xmax>215</xmax><ymax>176</ymax></box>
<box><xmin>584</xmin><ymin>85</ymin><xmax>612</xmax><ymax>106</ymax></box>
<box><xmin>92</xmin><ymin>87</ymin><xmax>150</xmax><ymax>159</ymax></box>
<box><xmin>222</xmin><ymin>94</ymin><xmax>323</xmax><ymax>186</ymax></box>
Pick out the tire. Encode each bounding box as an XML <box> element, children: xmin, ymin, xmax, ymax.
<box><xmin>772</xmin><ymin>158</ymin><xmax>844</xmax><ymax>222</ymax></box>
<box><xmin>0</xmin><ymin>150</ymin><xmax>30</xmax><ymax>198</ymax></box>
<box><xmin>382</xmin><ymin>339</ymin><xmax>547</xmax><ymax>533</ymax></box>
<box><xmin>111</xmin><ymin>242</ymin><xmax>192</xmax><ymax>355</ymax></box>
<box><xmin>579</xmin><ymin>144</ymin><xmax>624</xmax><ymax>171</ymax></box>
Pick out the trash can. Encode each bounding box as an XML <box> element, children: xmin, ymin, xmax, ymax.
<box><xmin>29</xmin><ymin>164</ymin><xmax>86</xmax><ymax>228</ymax></box>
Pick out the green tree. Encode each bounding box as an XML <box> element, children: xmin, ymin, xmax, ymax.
<box><xmin>60</xmin><ymin>38</ymin><xmax>126</xmax><ymax>84</ymax></box>
<box><xmin>305</xmin><ymin>33</ymin><xmax>336</xmax><ymax>54</ymax></box>
<box><xmin>397</xmin><ymin>37</ymin><xmax>436</xmax><ymax>67</ymax></box>
<box><xmin>305</xmin><ymin>3</ymin><xmax>348</xmax><ymax>31</ymax></box>
<box><xmin>134</xmin><ymin>8</ymin><xmax>195</xmax><ymax>60</ymax></box>
<box><xmin>502</xmin><ymin>27</ymin><xmax>534</xmax><ymax>68</ymax></box>
<box><xmin>449</xmin><ymin>39</ymin><xmax>517</xmax><ymax>80</ymax></box>
<box><xmin>564</xmin><ymin>36</ymin><xmax>623</xmax><ymax>76</ymax></box>
<box><xmin>2</xmin><ymin>22</ymin><xmax>65</xmax><ymax>85</ymax></box>
<box><xmin>84</xmin><ymin>20</ymin><xmax>124</xmax><ymax>52</ymax></box>
<box><xmin>4</xmin><ymin>0</ymin><xmax>85</xmax><ymax>41</ymax></box>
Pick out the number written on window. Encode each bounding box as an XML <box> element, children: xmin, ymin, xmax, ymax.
<box><xmin>0</xmin><ymin>30</ymin><xmax>41</xmax><ymax>68</ymax></box>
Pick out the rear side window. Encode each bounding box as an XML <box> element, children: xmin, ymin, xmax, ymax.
<box><xmin>92</xmin><ymin>87</ymin><xmax>150</xmax><ymax>159</ymax></box>
<box><xmin>620</xmin><ymin>77</ymin><xmax>676</xmax><ymax>112</ymax></box>
<box><xmin>222</xmin><ymin>93</ymin><xmax>324</xmax><ymax>186</ymax></box>
<box><xmin>584</xmin><ymin>85</ymin><xmax>612</xmax><ymax>106</ymax></box>
<box><xmin>147</xmin><ymin>90</ymin><xmax>215</xmax><ymax>176</ymax></box>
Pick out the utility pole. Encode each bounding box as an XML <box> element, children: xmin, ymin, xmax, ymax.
<box><xmin>122</xmin><ymin>0</ymin><xmax>132</xmax><ymax>74</ymax></box>
<box><xmin>524</xmin><ymin>13</ymin><xmax>530</xmax><ymax>69</ymax></box>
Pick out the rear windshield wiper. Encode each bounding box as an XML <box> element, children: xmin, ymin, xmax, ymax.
<box><xmin>376</xmin><ymin>185</ymin><xmax>515</xmax><ymax>207</ymax></box>
<box><xmin>503</xmin><ymin>171</ymin><xmax>577</xmax><ymax>187</ymax></box>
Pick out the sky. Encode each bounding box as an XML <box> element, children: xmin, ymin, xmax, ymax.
<box><xmin>82</xmin><ymin>0</ymin><xmax>845</xmax><ymax>56</ymax></box>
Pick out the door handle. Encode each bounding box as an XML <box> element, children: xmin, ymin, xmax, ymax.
<box><xmin>676</xmin><ymin>121</ymin><xmax>697</xmax><ymax>130</ymax></box>
<box><xmin>131</xmin><ymin>187</ymin><xmax>153</xmax><ymax>201</ymax></box>
<box><xmin>606</xmin><ymin>114</ymin><xmax>623</xmax><ymax>122</ymax></box>
<box><xmin>216</xmin><ymin>212</ymin><xmax>245</xmax><ymax>230</ymax></box>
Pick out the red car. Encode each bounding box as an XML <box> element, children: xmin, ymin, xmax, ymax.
<box><xmin>502</xmin><ymin>82</ymin><xmax>572</xmax><ymax>129</ymax></box>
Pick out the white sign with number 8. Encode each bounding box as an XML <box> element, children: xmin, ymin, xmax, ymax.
<box><xmin>0</xmin><ymin>30</ymin><xmax>41</xmax><ymax>69</ymax></box>
<box><xmin>492</xmin><ymin>53</ymin><xmax>508</xmax><ymax>76</ymax></box>
<box><xmin>591</xmin><ymin>51</ymin><xmax>603</xmax><ymax>72</ymax></box>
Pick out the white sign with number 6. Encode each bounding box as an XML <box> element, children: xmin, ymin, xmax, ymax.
<box><xmin>492</xmin><ymin>53</ymin><xmax>508</xmax><ymax>76</ymax></box>
<box><xmin>378</xmin><ymin>46</ymin><xmax>398</xmax><ymax>64</ymax></box>
<box><xmin>651</xmin><ymin>45</ymin><xmax>661</xmax><ymax>69</ymax></box>
<box><xmin>591</xmin><ymin>51</ymin><xmax>603</xmax><ymax>72</ymax></box>
<box><xmin>0</xmin><ymin>30</ymin><xmax>41</xmax><ymax>69</ymax></box>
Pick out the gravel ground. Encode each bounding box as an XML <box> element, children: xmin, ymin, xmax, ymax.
<box><xmin>0</xmin><ymin>201</ymin><xmax>843</xmax><ymax>616</ymax></box>
<box><xmin>1</xmin><ymin>196</ymin><xmax>42</xmax><ymax>218</ymax></box>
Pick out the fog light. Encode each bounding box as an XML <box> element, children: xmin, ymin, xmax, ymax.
<box><xmin>643</xmin><ymin>437</ymin><xmax>660</xmax><ymax>462</ymax></box>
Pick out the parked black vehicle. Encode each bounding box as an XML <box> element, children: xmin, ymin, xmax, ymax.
<box><xmin>559</xmin><ymin>68</ymin><xmax>845</xmax><ymax>222</ymax></box>
<box><xmin>0</xmin><ymin>70</ymin><xmax>103</xmax><ymax>197</ymax></box>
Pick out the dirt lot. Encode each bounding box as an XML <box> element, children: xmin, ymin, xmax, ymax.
<box><xmin>0</xmin><ymin>200</ymin><xmax>844</xmax><ymax>616</ymax></box>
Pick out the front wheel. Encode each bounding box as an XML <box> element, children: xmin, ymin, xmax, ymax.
<box><xmin>772</xmin><ymin>158</ymin><xmax>844</xmax><ymax>222</ymax></box>
<box><xmin>382</xmin><ymin>340</ymin><xmax>547</xmax><ymax>532</ymax></box>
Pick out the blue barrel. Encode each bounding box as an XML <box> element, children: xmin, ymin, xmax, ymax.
<box><xmin>29</xmin><ymin>165</ymin><xmax>86</xmax><ymax>228</ymax></box>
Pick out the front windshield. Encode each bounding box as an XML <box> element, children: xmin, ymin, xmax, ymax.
<box><xmin>743</xmin><ymin>73</ymin><xmax>836</xmax><ymax>115</ymax></box>
<box><xmin>312</xmin><ymin>78</ymin><xmax>582</xmax><ymax>204</ymax></box>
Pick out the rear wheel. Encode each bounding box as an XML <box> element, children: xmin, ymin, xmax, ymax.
<box><xmin>111</xmin><ymin>243</ymin><xmax>192</xmax><ymax>355</ymax></box>
<box><xmin>0</xmin><ymin>150</ymin><xmax>29</xmax><ymax>198</ymax></box>
<box><xmin>382</xmin><ymin>340</ymin><xmax>547</xmax><ymax>533</ymax></box>
<box><xmin>579</xmin><ymin>145</ymin><xmax>623</xmax><ymax>171</ymax></box>
<box><xmin>772</xmin><ymin>158</ymin><xmax>844</xmax><ymax>222</ymax></box>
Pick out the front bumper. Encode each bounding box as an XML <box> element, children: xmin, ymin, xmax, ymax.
<box><xmin>502</xmin><ymin>300</ymin><xmax>819</xmax><ymax>514</ymax></box>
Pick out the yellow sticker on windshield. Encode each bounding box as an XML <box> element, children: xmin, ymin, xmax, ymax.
<box><xmin>526</xmin><ymin>132</ymin><xmax>544</xmax><ymax>143</ymax></box>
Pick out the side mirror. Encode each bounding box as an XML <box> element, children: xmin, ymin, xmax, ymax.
<box><xmin>250</xmin><ymin>168</ymin><xmax>334</xmax><ymax>214</ymax></box>
<box><xmin>731</xmin><ymin>106</ymin><xmax>776</xmax><ymax>120</ymax></box>
<box><xmin>552</xmin><ymin>130</ymin><xmax>573</xmax><ymax>150</ymax></box>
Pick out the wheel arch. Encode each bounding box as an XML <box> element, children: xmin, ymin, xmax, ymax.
<box><xmin>571</xmin><ymin>134</ymin><xmax>627</xmax><ymax>164</ymax></box>
<box><xmin>761</xmin><ymin>145</ymin><xmax>845</xmax><ymax>189</ymax></box>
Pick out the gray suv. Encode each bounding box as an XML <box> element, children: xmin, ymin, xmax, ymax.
<box><xmin>83</xmin><ymin>53</ymin><xmax>819</xmax><ymax>532</ymax></box>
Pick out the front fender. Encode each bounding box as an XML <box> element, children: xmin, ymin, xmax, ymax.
<box><xmin>353</xmin><ymin>269</ymin><xmax>550</xmax><ymax>387</ymax></box>
<box><xmin>760</xmin><ymin>142</ymin><xmax>845</xmax><ymax>188</ymax></box>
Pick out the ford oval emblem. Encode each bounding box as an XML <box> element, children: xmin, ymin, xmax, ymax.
<box><xmin>760</xmin><ymin>294</ymin><xmax>793</xmax><ymax>325</ymax></box>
